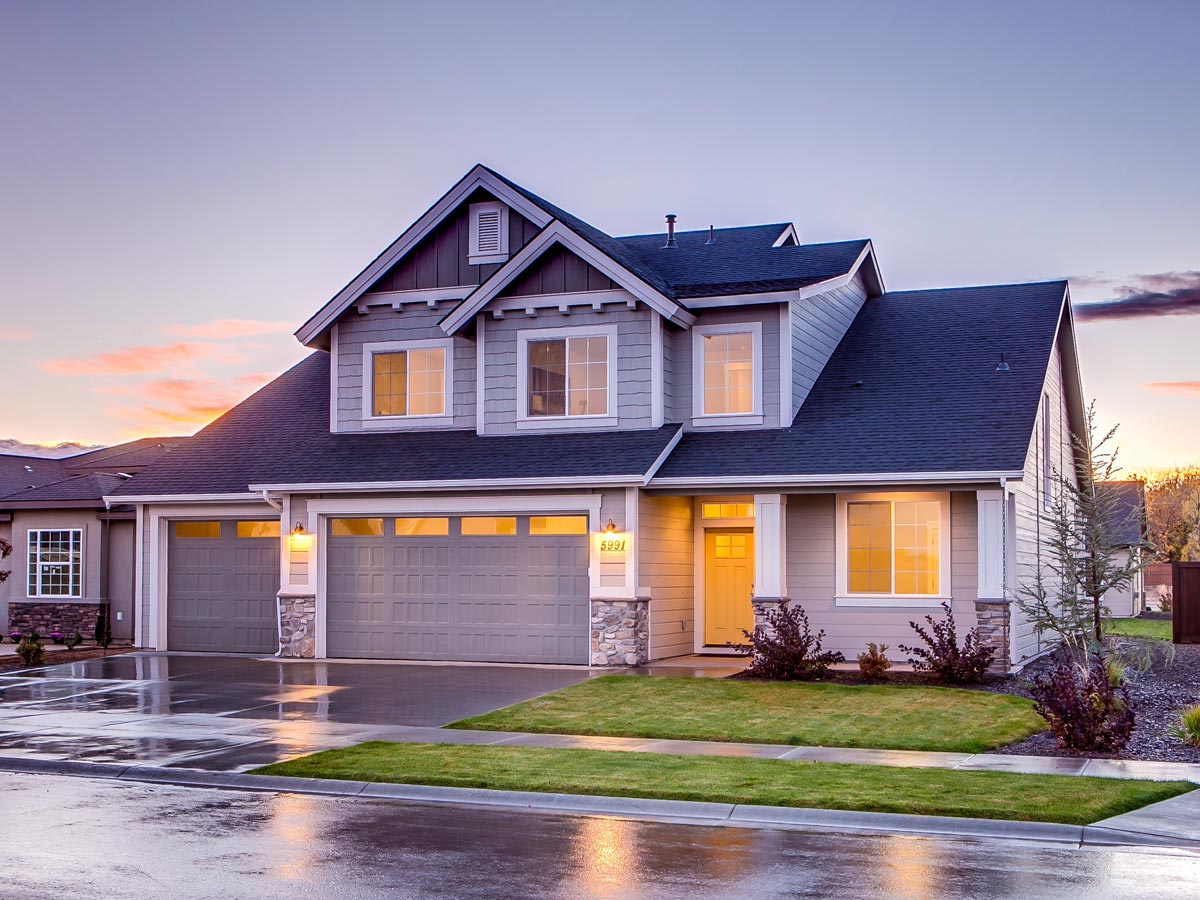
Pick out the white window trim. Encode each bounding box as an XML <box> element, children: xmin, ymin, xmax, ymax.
<box><xmin>516</xmin><ymin>323</ymin><xmax>619</xmax><ymax>430</ymax></box>
<box><xmin>361</xmin><ymin>338</ymin><xmax>454</xmax><ymax>428</ymax></box>
<box><xmin>834</xmin><ymin>491</ymin><xmax>952</xmax><ymax>607</ymax></box>
<box><xmin>468</xmin><ymin>201</ymin><xmax>510</xmax><ymax>265</ymax></box>
<box><xmin>26</xmin><ymin>528</ymin><xmax>83</xmax><ymax>599</ymax></box>
<box><xmin>691</xmin><ymin>321</ymin><xmax>763</xmax><ymax>426</ymax></box>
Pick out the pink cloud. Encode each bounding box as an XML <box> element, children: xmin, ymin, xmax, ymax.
<box><xmin>165</xmin><ymin>319</ymin><xmax>294</xmax><ymax>339</ymax></box>
<box><xmin>1143</xmin><ymin>381</ymin><xmax>1200</xmax><ymax>396</ymax></box>
<box><xmin>106</xmin><ymin>373</ymin><xmax>276</xmax><ymax>432</ymax></box>
<box><xmin>41</xmin><ymin>342</ymin><xmax>235</xmax><ymax>376</ymax></box>
<box><xmin>0</xmin><ymin>327</ymin><xmax>34</xmax><ymax>341</ymax></box>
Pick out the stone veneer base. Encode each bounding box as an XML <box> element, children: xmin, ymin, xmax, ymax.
<box><xmin>278</xmin><ymin>592</ymin><xmax>317</xmax><ymax>658</ymax></box>
<box><xmin>974</xmin><ymin>598</ymin><xmax>1011</xmax><ymax>674</ymax></box>
<box><xmin>590</xmin><ymin>597</ymin><xmax>649</xmax><ymax>666</ymax></box>
<box><xmin>7</xmin><ymin>601</ymin><xmax>100</xmax><ymax>637</ymax></box>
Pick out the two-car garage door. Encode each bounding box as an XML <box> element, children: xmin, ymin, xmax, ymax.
<box><xmin>325</xmin><ymin>514</ymin><xmax>590</xmax><ymax>664</ymax></box>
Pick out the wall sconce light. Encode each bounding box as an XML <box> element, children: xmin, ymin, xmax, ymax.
<box><xmin>289</xmin><ymin>521</ymin><xmax>311</xmax><ymax>550</ymax></box>
<box><xmin>604</xmin><ymin>518</ymin><xmax>618</xmax><ymax>534</ymax></box>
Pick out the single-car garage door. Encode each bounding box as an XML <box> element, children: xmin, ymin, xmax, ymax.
<box><xmin>326</xmin><ymin>514</ymin><xmax>590</xmax><ymax>663</ymax></box>
<box><xmin>167</xmin><ymin>519</ymin><xmax>280</xmax><ymax>653</ymax></box>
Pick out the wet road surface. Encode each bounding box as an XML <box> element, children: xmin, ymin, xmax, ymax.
<box><xmin>0</xmin><ymin>652</ymin><xmax>591</xmax><ymax>769</ymax></box>
<box><xmin>3</xmin><ymin>771</ymin><xmax>1198</xmax><ymax>900</ymax></box>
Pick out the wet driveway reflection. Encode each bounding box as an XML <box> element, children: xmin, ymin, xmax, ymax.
<box><xmin>0</xmin><ymin>652</ymin><xmax>593</xmax><ymax>769</ymax></box>
<box><xmin>3</xmin><ymin>771</ymin><xmax>1196</xmax><ymax>900</ymax></box>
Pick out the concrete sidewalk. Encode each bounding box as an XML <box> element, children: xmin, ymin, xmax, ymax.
<box><xmin>373</xmin><ymin>725</ymin><xmax>1200</xmax><ymax>784</ymax></box>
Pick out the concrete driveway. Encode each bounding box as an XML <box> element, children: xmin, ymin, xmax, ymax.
<box><xmin>0</xmin><ymin>652</ymin><xmax>593</xmax><ymax>771</ymax></box>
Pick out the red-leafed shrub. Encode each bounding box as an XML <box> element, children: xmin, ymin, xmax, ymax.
<box><xmin>740</xmin><ymin>603</ymin><xmax>845</xmax><ymax>681</ymax></box>
<box><xmin>899</xmin><ymin>602</ymin><xmax>994</xmax><ymax>684</ymax></box>
<box><xmin>1029</xmin><ymin>650</ymin><xmax>1135</xmax><ymax>752</ymax></box>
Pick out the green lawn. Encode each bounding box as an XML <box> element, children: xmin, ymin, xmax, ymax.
<box><xmin>253</xmin><ymin>742</ymin><xmax>1193</xmax><ymax>825</ymax></box>
<box><xmin>1105</xmin><ymin>617</ymin><xmax>1172</xmax><ymax>641</ymax></box>
<box><xmin>448</xmin><ymin>675</ymin><xmax>1043</xmax><ymax>754</ymax></box>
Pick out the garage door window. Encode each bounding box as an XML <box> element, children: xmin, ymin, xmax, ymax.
<box><xmin>529</xmin><ymin>515</ymin><xmax>588</xmax><ymax>535</ymax></box>
<box><xmin>331</xmin><ymin>518</ymin><xmax>384</xmax><ymax>537</ymax></box>
<box><xmin>175</xmin><ymin>521</ymin><xmax>221</xmax><ymax>539</ymax></box>
<box><xmin>237</xmin><ymin>521</ymin><xmax>281</xmax><ymax>538</ymax></box>
<box><xmin>395</xmin><ymin>517</ymin><xmax>450</xmax><ymax>536</ymax></box>
<box><xmin>27</xmin><ymin>529</ymin><xmax>83</xmax><ymax>598</ymax></box>
<box><xmin>461</xmin><ymin>516</ymin><xmax>518</xmax><ymax>536</ymax></box>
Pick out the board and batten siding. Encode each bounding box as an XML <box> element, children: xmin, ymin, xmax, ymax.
<box><xmin>639</xmin><ymin>493</ymin><xmax>695</xmax><ymax>659</ymax></box>
<box><xmin>784</xmin><ymin>492</ymin><xmax>979</xmax><ymax>662</ymax></box>
<box><xmin>366</xmin><ymin>193</ymin><xmax>539</xmax><ymax>293</ymax></box>
<box><xmin>1008</xmin><ymin>341</ymin><xmax>1074</xmax><ymax>666</ymax></box>
<box><xmin>334</xmin><ymin>304</ymin><xmax>476</xmax><ymax>432</ymax></box>
<box><xmin>498</xmin><ymin>244</ymin><xmax>619</xmax><ymax>296</ymax></box>
<box><xmin>669</xmin><ymin>304</ymin><xmax>783</xmax><ymax>428</ymax></box>
<box><xmin>481</xmin><ymin>304</ymin><xmax>655</xmax><ymax>434</ymax></box>
<box><xmin>790</xmin><ymin>272</ymin><xmax>868</xmax><ymax>418</ymax></box>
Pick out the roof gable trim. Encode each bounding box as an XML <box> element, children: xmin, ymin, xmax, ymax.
<box><xmin>440</xmin><ymin>222</ymin><xmax>695</xmax><ymax>334</ymax></box>
<box><xmin>295</xmin><ymin>165</ymin><xmax>554</xmax><ymax>347</ymax></box>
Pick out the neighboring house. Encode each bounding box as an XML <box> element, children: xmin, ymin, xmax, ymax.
<box><xmin>1099</xmin><ymin>480</ymin><xmax>1148</xmax><ymax>617</ymax></box>
<box><xmin>0</xmin><ymin>439</ymin><xmax>186</xmax><ymax>640</ymax></box>
<box><xmin>108</xmin><ymin>165</ymin><xmax>1086</xmax><ymax>672</ymax></box>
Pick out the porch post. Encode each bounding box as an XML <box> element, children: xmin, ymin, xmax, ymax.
<box><xmin>752</xmin><ymin>493</ymin><xmax>789</xmax><ymax>635</ymax></box>
<box><xmin>975</xmin><ymin>489</ymin><xmax>1009</xmax><ymax>672</ymax></box>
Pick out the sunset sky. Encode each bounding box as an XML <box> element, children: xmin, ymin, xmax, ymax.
<box><xmin>2</xmin><ymin>1</ymin><xmax>1197</xmax><ymax>474</ymax></box>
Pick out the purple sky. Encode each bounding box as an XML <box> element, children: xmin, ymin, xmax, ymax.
<box><xmin>2</xmin><ymin>1</ymin><xmax>1197</xmax><ymax>472</ymax></box>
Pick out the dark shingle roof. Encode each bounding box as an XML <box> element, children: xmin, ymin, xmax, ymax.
<box><xmin>2</xmin><ymin>473</ymin><xmax>130</xmax><ymax>505</ymax></box>
<box><xmin>0</xmin><ymin>454</ymin><xmax>66</xmax><ymax>497</ymax></box>
<box><xmin>1099</xmin><ymin>481</ymin><xmax>1145</xmax><ymax>546</ymax></box>
<box><xmin>656</xmin><ymin>280</ymin><xmax>1069</xmax><ymax>479</ymax></box>
<box><xmin>112</xmin><ymin>354</ymin><xmax>682</xmax><ymax>496</ymax></box>
<box><xmin>62</xmin><ymin>437</ymin><xmax>185</xmax><ymax>475</ymax></box>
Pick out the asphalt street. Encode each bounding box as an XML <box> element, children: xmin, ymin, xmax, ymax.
<box><xmin>4</xmin><ymin>772</ymin><xmax>1198</xmax><ymax>900</ymax></box>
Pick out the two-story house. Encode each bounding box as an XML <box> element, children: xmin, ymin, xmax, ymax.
<box><xmin>110</xmin><ymin>165</ymin><xmax>1085</xmax><ymax>672</ymax></box>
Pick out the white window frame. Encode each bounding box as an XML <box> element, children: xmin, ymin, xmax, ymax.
<box><xmin>834</xmin><ymin>492</ymin><xmax>951</xmax><ymax>607</ymax></box>
<box><xmin>691</xmin><ymin>321</ymin><xmax>763</xmax><ymax>427</ymax></box>
<box><xmin>516</xmin><ymin>324</ymin><xmax>618</xmax><ymax>431</ymax></box>
<box><xmin>468</xmin><ymin>201</ymin><xmax>510</xmax><ymax>265</ymax></box>
<box><xmin>361</xmin><ymin>338</ymin><xmax>454</xmax><ymax>428</ymax></box>
<box><xmin>27</xmin><ymin>528</ymin><xmax>83</xmax><ymax>599</ymax></box>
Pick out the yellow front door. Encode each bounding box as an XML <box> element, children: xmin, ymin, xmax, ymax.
<box><xmin>704</xmin><ymin>529</ymin><xmax>755</xmax><ymax>646</ymax></box>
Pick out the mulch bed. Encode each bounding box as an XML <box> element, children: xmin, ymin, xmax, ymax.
<box><xmin>0</xmin><ymin>646</ymin><xmax>129</xmax><ymax>674</ymax></box>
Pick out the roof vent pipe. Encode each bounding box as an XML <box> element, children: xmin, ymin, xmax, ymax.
<box><xmin>663</xmin><ymin>214</ymin><xmax>677</xmax><ymax>249</ymax></box>
<box><xmin>705</xmin><ymin>225</ymin><xmax>716</xmax><ymax>245</ymax></box>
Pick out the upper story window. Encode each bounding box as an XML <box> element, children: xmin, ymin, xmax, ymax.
<box><xmin>836</xmin><ymin>493</ymin><xmax>950</xmax><ymax>602</ymax></box>
<box><xmin>517</xmin><ymin>325</ymin><xmax>617</xmax><ymax>427</ymax></box>
<box><xmin>692</xmin><ymin>322</ymin><xmax>763</xmax><ymax>424</ymax></box>
<box><xmin>28</xmin><ymin>529</ymin><xmax>82</xmax><ymax>598</ymax></box>
<box><xmin>469</xmin><ymin>201</ymin><xmax>509</xmax><ymax>265</ymax></box>
<box><xmin>363</xmin><ymin>339</ymin><xmax>452</xmax><ymax>422</ymax></box>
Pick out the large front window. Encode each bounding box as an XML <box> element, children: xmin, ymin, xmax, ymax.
<box><xmin>846</xmin><ymin>499</ymin><xmax>942</xmax><ymax>596</ymax></box>
<box><xmin>371</xmin><ymin>345</ymin><xmax>446</xmax><ymax>417</ymax></box>
<box><xmin>527</xmin><ymin>334</ymin><xmax>608</xmax><ymax>417</ymax></box>
<box><xmin>28</xmin><ymin>529</ymin><xmax>82</xmax><ymax>598</ymax></box>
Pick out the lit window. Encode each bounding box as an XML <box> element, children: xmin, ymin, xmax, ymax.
<box><xmin>27</xmin><ymin>529</ymin><xmax>82</xmax><ymax>598</ymax></box>
<box><xmin>702</xmin><ymin>332</ymin><xmax>754</xmax><ymax>415</ymax></box>
<box><xmin>237</xmin><ymin>521</ymin><xmax>280</xmax><ymax>539</ymax></box>
<box><xmin>701</xmin><ymin>502</ymin><xmax>754</xmax><ymax>519</ymax></box>
<box><xmin>847</xmin><ymin>500</ymin><xmax>941</xmax><ymax>595</ymax></box>
<box><xmin>331</xmin><ymin>518</ymin><xmax>384</xmax><ymax>537</ymax></box>
<box><xmin>174</xmin><ymin>521</ymin><xmax>221</xmax><ymax>539</ymax></box>
<box><xmin>395</xmin><ymin>517</ymin><xmax>450</xmax><ymax>536</ymax></box>
<box><xmin>712</xmin><ymin>533</ymin><xmax>749</xmax><ymax>559</ymax></box>
<box><xmin>461</xmin><ymin>516</ymin><xmax>518</xmax><ymax>536</ymax></box>
<box><xmin>372</xmin><ymin>347</ymin><xmax>446</xmax><ymax>417</ymax></box>
<box><xmin>528</xmin><ymin>335</ymin><xmax>608</xmax><ymax>417</ymax></box>
<box><xmin>529</xmin><ymin>515</ymin><xmax>588</xmax><ymax>535</ymax></box>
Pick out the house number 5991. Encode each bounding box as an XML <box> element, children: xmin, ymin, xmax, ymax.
<box><xmin>600</xmin><ymin>538</ymin><xmax>626</xmax><ymax>552</ymax></box>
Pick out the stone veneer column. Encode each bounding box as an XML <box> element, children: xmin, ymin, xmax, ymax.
<box><xmin>750</xmin><ymin>596</ymin><xmax>788</xmax><ymax>641</ymax></box>
<box><xmin>277</xmin><ymin>590</ymin><xmax>317</xmax><ymax>658</ymax></box>
<box><xmin>974</xmin><ymin>598</ymin><xmax>1010</xmax><ymax>673</ymax></box>
<box><xmin>589</xmin><ymin>597</ymin><xmax>649</xmax><ymax>666</ymax></box>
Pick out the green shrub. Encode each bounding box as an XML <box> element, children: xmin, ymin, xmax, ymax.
<box><xmin>857</xmin><ymin>643</ymin><xmax>892</xmax><ymax>680</ymax></box>
<box><xmin>65</xmin><ymin>633</ymin><xmax>84</xmax><ymax>650</ymax></box>
<box><xmin>16</xmin><ymin>637</ymin><xmax>44</xmax><ymax>667</ymax></box>
<box><xmin>1171</xmin><ymin>704</ymin><xmax>1200</xmax><ymax>747</ymax></box>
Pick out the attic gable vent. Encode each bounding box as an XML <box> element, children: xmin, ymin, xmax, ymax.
<box><xmin>469</xmin><ymin>201</ymin><xmax>510</xmax><ymax>265</ymax></box>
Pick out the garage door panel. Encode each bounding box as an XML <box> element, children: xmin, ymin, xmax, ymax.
<box><xmin>327</xmin><ymin>515</ymin><xmax>589</xmax><ymax>663</ymax></box>
<box><xmin>168</xmin><ymin>520</ymin><xmax>279</xmax><ymax>654</ymax></box>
